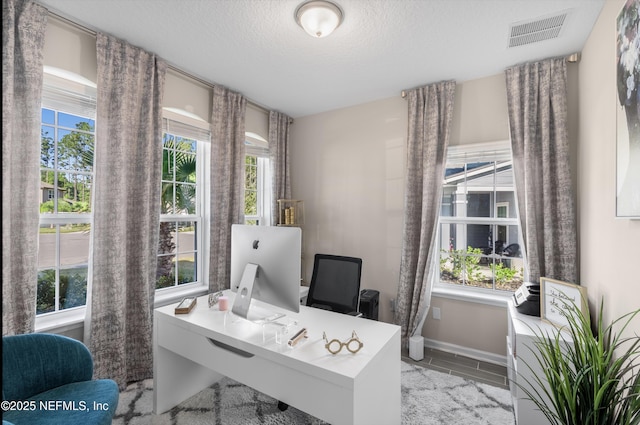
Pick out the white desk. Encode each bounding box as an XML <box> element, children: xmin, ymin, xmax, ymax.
<box><xmin>153</xmin><ymin>290</ymin><xmax>401</xmax><ymax>425</ymax></box>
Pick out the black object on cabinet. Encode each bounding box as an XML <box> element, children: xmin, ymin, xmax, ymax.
<box><xmin>359</xmin><ymin>289</ymin><xmax>379</xmax><ymax>321</ymax></box>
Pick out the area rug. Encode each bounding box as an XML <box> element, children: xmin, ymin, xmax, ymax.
<box><xmin>113</xmin><ymin>361</ymin><xmax>515</xmax><ymax>425</ymax></box>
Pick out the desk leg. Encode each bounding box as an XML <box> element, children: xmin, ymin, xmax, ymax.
<box><xmin>153</xmin><ymin>343</ymin><xmax>222</xmax><ymax>414</ymax></box>
<box><xmin>353</xmin><ymin>332</ymin><xmax>401</xmax><ymax>425</ymax></box>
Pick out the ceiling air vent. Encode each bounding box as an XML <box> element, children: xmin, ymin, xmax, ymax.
<box><xmin>508</xmin><ymin>10</ymin><xmax>569</xmax><ymax>48</ymax></box>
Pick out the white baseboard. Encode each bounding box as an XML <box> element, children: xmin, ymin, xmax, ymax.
<box><xmin>423</xmin><ymin>338</ymin><xmax>507</xmax><ymax>367</ymax></box>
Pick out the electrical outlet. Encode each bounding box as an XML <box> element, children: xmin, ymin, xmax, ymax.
<box><xmin>432</xmin><ymin>307</ymin><xmax>441</xmax><ymax>320</ymax></box>
<box><xmin>390</xmin><ymin>298</ymin><xmax>396</xmax><ymax>312</ymax></box>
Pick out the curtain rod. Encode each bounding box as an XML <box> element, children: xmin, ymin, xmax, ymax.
<box><xmin>46</xmin><ymin>9</ymin><xmax>278</xmax><ymax>119</ymax></box>
<box><xmin>400</xmin><ymin>52</ymin><xmax>581</xmax><ymax>98</ymax></box>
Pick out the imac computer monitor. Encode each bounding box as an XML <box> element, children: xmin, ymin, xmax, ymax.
<box><xmin>230</xmin><ymin>224</ymin><xmax>301</xmax><ymax>321</ymax></box>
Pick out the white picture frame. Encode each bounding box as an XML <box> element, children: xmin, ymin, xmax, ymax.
<box><xmin>540</xmin><ymin>277</ymin><xmax>588</xmax><ymax>330</ymax></box>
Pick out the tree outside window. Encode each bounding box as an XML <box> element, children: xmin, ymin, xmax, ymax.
<box><xmin>157</xmin><ymin>133</ymin><xmax>198</xmax><ymax>290</ymax></box>
<box><xmin>38</xmin><ymin>109</ymin><xmax>94</xmax><ymax>314</ymax></box>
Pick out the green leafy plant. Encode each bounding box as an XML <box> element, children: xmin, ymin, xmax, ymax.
<box><xmin>36</xmin><ymin>267</ymin><xmax>88</xmax><ymax>314</ymax></box>
<box><xmin>519</xmin><ymin>298</ymin><xmax>640</xmax><ymax>425</ymax></box>
<box><xmin>440</xmin><ymin>246</ymin><xmax>483</xmax><ymax>282</ymax></box>
<box><xmin>491</xmin><ymin>262</ymin><xmax>517</xmax><ymax>284</ymax></box>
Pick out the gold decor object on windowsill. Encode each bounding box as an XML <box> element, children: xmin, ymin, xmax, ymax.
<box><xmin>277</xmin><ymin>199</ymin><xmax>304</xmax><ymax>226</ymax></box>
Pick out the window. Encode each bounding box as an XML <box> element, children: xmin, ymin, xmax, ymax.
<box><xmin>157</xmin><ymin>118</ymin><xmax>209</xmax><ymax>291</ymax></box>
<box><xmin>38</xmin><ymin>70</ymin><xmax>96</xmax><ymax>315</ymax></box>
<box><xmin>438</xmin><ymin>142</ymin><xmax>525</xmax><ymax>293</ymax></box>
<box><xmin>244</xmin><ymin>133</ymin><xmax>272</xmax><ymax>225</ymax></box>
<box><xmin>36</xmin><ymin>72</ymin><xmax>216</xmax><ymax>320</ymax></box>
<box><xmin>35</xmin><ymin>72</ymin><xmax>269</xmax><ymax>320</ymax></box>
<box><xmin>245</xmin><ymin>155</ymin><xmax>259</xmax><ymax>224</ymax></box>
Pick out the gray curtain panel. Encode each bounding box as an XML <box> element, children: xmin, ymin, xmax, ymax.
<box><xmin>395</xmin><ymin>81</ymin><xmax>456</xmax><ymax>346</ymax></box>
<box><xmin>505</xmin><ymin>58</ymin><xmax>577</xmax><ymax>284</ymax></box>
<box><xmin>88</xmin><ymin>33</ymin><xmax>166</xmax><ymax>389</ymax></box>
<box><xmin>209</xmin><ymin>86</ymin><xmax>246</xmax><ymax>292</ymax></box>
<box><xmin>269</xmin><ymin>111</ymin><xmax>293</xmax><ymax>225</ymax></box>
<box><xmin>2</xmin><ymin>0</ymin><xmax>47</xmax><ymax>336</ymax></box>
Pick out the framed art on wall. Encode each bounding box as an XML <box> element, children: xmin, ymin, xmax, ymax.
<box><xmin>616</xmin><ymin>0</ymin><xmax>640</xmax><ymax>218</ymax></box>
<box><xmin>540</xmin><ymin>277</ymin><xmax>587</xmax><ymax>330</ymax></box>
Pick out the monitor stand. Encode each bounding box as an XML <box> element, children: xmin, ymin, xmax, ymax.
<box><xmin>231</xmin><ymin>263</ymin><xmax>285</xmax><ymax>324</ymax></box>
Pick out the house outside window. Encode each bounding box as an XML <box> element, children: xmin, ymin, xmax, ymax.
<box><xmin>438</xmin><ymin>141</ymin><xmax>525</xmax><ymax>293</ymax></box>
<box><xmin>38</xmin><ymin>69</ymin><xmax>96</xmax><ymax>315</ymax></box>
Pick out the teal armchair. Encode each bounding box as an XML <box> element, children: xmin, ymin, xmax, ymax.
<box><xmin>2</xmin><ymin>333</ymin><xmax>119</xmax><ymax>425</ymax></box>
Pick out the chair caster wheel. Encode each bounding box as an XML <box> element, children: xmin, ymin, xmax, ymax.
<box><xmin>278</xmin><ymin>401</ymin><xmax>289</xmax><ymax>411</ymax></box>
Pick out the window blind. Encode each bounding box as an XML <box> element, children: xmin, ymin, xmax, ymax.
<box><xmin>162</xmin><ymin>118</ymin><xmax>211</xmax><ymax>142</ymax></box>
<box><xmin>446</xmin><ymin>141</ymin><xmax>512</xmax><ymax>165</ymax></box>
<box><xmin>42</xmin><ymin>72</ymin><xmax>96</xmax><ymax>119</ymax></box>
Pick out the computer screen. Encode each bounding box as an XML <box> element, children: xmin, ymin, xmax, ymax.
<box><xmin>230</xmin><ymin>224</ymin><xmax>301</xmax><ymax>321</ymax></box>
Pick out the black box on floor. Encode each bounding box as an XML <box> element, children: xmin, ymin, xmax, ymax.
<box><xmin>359</xmin><ymin>289</ymin><xmax>379</xmax><ymax>321</ymax></box>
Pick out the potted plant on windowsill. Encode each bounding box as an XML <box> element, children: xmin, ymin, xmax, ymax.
<box><xmin>519</xmin><ymin>299</ymin><xmax>639</xmax><ymax>425</ymax></box>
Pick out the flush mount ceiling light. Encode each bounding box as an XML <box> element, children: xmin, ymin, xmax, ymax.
<box><xmin>295</xmin><ymin>0</ymin><xmax>343</xmax><ymax>38</ymax></box>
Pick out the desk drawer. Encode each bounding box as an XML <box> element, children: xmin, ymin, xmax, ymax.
<box><xmin>156</xmin><ymin>319</ymin><xmax>353</xmax><ymax>424</ymax></box>
<box><xmin>157</xmin><ymin>320</ymin><xmax>257</xmax><ymax>368</ymax></box>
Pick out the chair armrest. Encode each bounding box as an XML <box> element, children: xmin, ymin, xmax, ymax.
<box><xmin>3</xmin><ymin>333</ymin><xmax>94</xmax><ymax>401</ymax></box>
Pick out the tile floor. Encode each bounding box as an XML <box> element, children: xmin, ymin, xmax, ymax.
<box><xmin>401</xmin><ymin>347</ymin><xmax>510</xmax><ymax>390</ymax></box>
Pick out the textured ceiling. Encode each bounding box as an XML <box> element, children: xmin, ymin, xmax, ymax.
<box><xmin>36</xmin><ymin>0</ymin><xmax>605</xmax><ymax>118</ymax></box>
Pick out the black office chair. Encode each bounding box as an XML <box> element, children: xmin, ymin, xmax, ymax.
<box><xmin>306</xmin><ymin>254</ymin><xmax>363</xmax><ymax>316</ymax></box>
<box><xmin>278</xmin><ymin>254</ymin><xmax>363</xmax><ymax>412</ymax></box>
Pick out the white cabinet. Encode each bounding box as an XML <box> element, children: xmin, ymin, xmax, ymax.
<box><xmin>507</xmin><ymin>301</ymin><xmax>570</xmax><ymax>425</ymax></box>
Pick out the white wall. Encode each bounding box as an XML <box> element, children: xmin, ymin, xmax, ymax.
<box><xmin>291</xmin><ymin>96</ymin><xmax>408</xmax><ymax>324</ymax></box>
<box><xmin>43</xmin><ymin>18</ymin><xmax>96</xmax><ymax>82</ymax></box>
<box><xmin>578</xmin><ymin>0</ymin><xmax>640</xmax><ymax>338</ymax></box>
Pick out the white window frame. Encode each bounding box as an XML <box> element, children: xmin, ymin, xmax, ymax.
<box><xmin>245</xmin><ymin>133</ymin><xmax>272</xmax><ymax>226</ymax></box>
<box><xmin>244</xmin><ymin>156</ymin><xmax>272</xmax><ymax>225</ymax></box>
<box><xmin>154</xmin><ymin>113</ymin><xmax>211</xmax><ymax>305</ymax></box>
<box><xmin>434</xmin><ymin>141</ymin><xmax>526</xmax><ymax>306</ymax></box>
<box><xmin>36</xmin><ymin>68</ymin><xmax>97</xmax><ymax>330</ymax></box>
<box><xmin>35</xmin><ymin>102</ymin><xmax>213</xmax><ymax>331</ymax></box>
